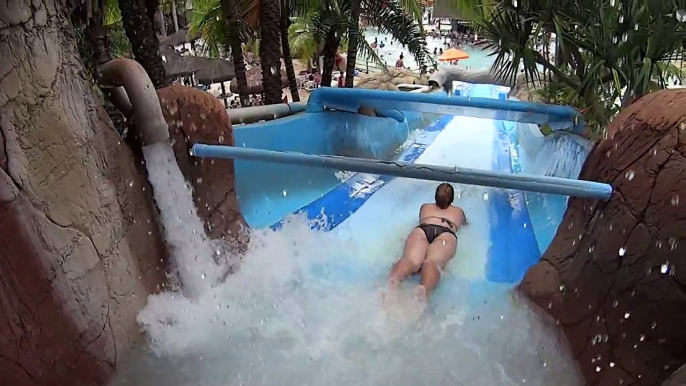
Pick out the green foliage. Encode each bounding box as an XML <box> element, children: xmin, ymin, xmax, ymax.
<box><xmin>106</xmin><ymin>22</ymin><xmax>132</xmax><ymax>58</ymax></box>
<box><xmin>289</xmin><ymin>0</ymin><xmax>430</xmax><ymax>70</ymax></box>
<box><xmin>188</xmin><ymin>0</ymin><xmax>254</xmax><ymax>58</ymax></box>
<box><xmin>468</xmin><ymin>0</ymin><xmax>686</xmax><ymax>137</ymax></box>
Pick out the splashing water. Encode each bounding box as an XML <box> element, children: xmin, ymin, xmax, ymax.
<box><xmin>142</xmin><ymin>143</ymin><xmax>223</xmax><ymax>297</ymax></box>
<box><xmin>114</xmin><ymin>215</ymin><xmax>582</xmax><ymax>386</ymax></box>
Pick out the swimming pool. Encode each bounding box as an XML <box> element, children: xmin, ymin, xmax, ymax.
<box><xmin>363</xmin><ymin>28</ymin><xmax>497</xmax><ymax>71</ymax></box>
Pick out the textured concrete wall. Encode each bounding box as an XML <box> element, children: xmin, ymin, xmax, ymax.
<box><xmin>0</xmin><ymin>1</ymin><xmax>166</xmax><ymax>384</ymax></box>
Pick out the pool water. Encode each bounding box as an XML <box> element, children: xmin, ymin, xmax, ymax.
<box><xmin>363</xmin><ymin>29</ymin><xmax>496</xmax><ymax>72</ymax></box>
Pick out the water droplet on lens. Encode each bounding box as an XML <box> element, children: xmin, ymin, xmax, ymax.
<box><xmin>624</xmin><ymin>312</ymin><xmax>630</xmax><ymax>319</ymax></box>
<box><xmin>661</xmin><ymin>263</ymin><xmax>670</xmax><ymax>274</ymax></box>
<box><xmin>282</xmin><ymin>190</ymin><xmax>288</xmax><ymax>197</ymax></box>
<box><xmin>668</xmin><ymin>237</ymin><xmax>678</xmax><ymax>250</ymax></box>
<box><xmin>619</xmin><ymin>15</ymin><xmax>624</xmax><ymax>23</ymax></box>
<box><xmin>671</xmin><ymin>195</ymin><xmax>679</xmax><ymax>206</ymax></box>
<box><xmin>619</xmin><ymin>247</ymin><xmax>626</xmax><ymax>256</ymax></box>
<box><xmin>625</xmin><ymin>170</ymin><xmax>635</xmax><ymax>180</ymax></box>
<box><xmin>201</xmin><ymin>273</ymin><xmax>207</xmax><ymax>279</ymax></box>
<box><xmin>482</xmin><ymin>192</ymin><xmax>489</xmax><ymax>201</ymax></box>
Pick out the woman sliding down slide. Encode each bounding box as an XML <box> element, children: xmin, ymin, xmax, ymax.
<box><xmin>388</xmin><ymin>183</ymin><xmax>468</xmax><ymax>301</ymax></box>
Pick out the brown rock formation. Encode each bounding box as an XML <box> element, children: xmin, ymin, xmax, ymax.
<box><xmin>157</xmin><ymin>86</ymin><xmax>248</xmax><ymax>251</ymax></box>
<box><xmin>1</xmin><ymin>1</ymin><xmax>165</xmax><ymax>385</ymax></box>
<box><xmin>519</xmin><ymin>89</ymin><xmax>686</xmax><ymax>385</ymax></box>
<box><xmin>355</xmin><ymin>67</ymin><xmax>427</xmax><ymax>89</ymax></box>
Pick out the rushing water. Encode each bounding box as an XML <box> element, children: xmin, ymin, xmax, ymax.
<box><xmin>142</xmin><ymin>143</ymin><xmax>226</xmax><ymax>298</ymax></box>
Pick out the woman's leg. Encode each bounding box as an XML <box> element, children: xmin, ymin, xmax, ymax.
<box><xmin>419</xmin><ymin>233</ymin><xmax>458</xmax><ymax>298</ymax></box>
<box><xmin>389</xmin><ymin>228</ymin><xmax>429</xmax><ymax>287</ymax></box>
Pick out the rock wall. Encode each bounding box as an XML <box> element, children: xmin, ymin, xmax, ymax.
<box><xmin>1</xmin><ymin>1</ymin><xmax>166</xmax><ymax>385</ymax></box>
<box><xmin>158</xmin><ymin>86</ymin><xmax>248</xmax><ymax>252</ymax></box>
<box><xmin>519</xmin><ymin>89</ymin><xmax>686</xmax><ymax>385</ymax></box>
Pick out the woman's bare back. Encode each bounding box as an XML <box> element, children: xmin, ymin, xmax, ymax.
<box><xmin>419</xmin><ymin>203</ymin><xmax>467</xmax><ymax>231</ymax></box>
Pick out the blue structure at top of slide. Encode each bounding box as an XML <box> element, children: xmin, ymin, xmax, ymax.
<box><xmin>306</xmin><ymin>87</ymin><xmax>585</xmax><ymax>134</ymax></box>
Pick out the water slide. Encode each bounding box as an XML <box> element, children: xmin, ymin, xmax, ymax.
<box><xmin>113</xmin><ymin>84</ymin><xmax>596</xmax><ymax>385</ymax></box>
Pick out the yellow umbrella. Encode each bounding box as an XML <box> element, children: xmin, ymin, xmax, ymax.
<box><xmin>439</xmin><ymin>48</ymin><xmax>470</xmax><ymax>61</ymax></box>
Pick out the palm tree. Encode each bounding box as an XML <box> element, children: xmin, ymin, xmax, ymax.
<box><xmin>475</xmin><ymin>0</ymin><xmax>686</xmax><ymax>136</ymax></box>
<box><xmin>344</xmin><ymin>0</ymin><xmax>428</xmax><ymax>87</ymax></box>
<box><xmin>260</xmin><ymin>0</ymin><xmax>285</xmax><ymax>104</ymax></box>
<box><xmin>190</xmin><ymin>0</ymin><xmax>252</xmax><ymax>105</ymax></box>
<box><xmin>344</xmin><ymin>0</ymin><xmax>361</xmax><ymax>87</ymax></box>
<box><xmin>288</xmin><ymin>12</ymin><xmax>324</xmax><ymax>71</ymax></box>
<box><xmin>223</xmin><ymin>0</ymin><xmax>252</xmax><ymax>105</ymax></box>
<box><xmin>118</xmin><ymin>0</ymin><xmax>169</xmax><ymax>88</ymax></box>
<box><xmin>281</xmin><ymin>0</ymin><xmax>301</xmax><ymax>101</ymax></box>
<box><xmin>190</xmin><ymin>0</ymin><xmax>301</xmax><ymax>104</ymax></box>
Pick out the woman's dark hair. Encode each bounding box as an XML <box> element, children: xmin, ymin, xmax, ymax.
<box><xmin>435</xmin><ymin>183</ymin><xmax>454</xmax><ymax>209</ymax></box>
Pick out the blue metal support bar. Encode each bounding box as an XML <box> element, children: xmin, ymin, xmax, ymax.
<box><xmin>305</xmin><ymin>87</ymin><xmax>585</xmax><ymax>132</ymax></box>
<box><xmin>191</xmin><ymin>144</ymin><xmax>612</xmax><ymax>200</ymax></box>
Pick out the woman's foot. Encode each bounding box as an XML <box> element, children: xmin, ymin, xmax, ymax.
<box><xmin>414</xmin><ymin>285</ymin><xmax>428</xmax><ymax>302</ymax></box>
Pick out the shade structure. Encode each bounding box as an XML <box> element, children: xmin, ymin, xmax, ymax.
<box><xmin>439</xmin><ymin>48</ymin><xmax>470</xmax><ymax>61</ymax></box>
<box><xmin>161</xmin><ymin>46</ymin><xmax>195</xmax><ymax>78</ymax></box>
<box><xmin>193</xmin><ymin>57</ymin><xmax>236</xmax><ymax>84</ymax></box>
<box><xmin>230</xmin><ymin>66</ymin><xmax>288</xmax><ymax>95</ymax></box>
<box><xmin>160</xmin><ymin>29</ymin><xmax>198</xmax><ymax>47</ymax></box>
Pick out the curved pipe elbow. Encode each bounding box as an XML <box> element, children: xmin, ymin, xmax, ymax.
<box><xmin>98</xmin><ymin>59</ymin><xmax>169</xmax><ymax>146</ymax></box>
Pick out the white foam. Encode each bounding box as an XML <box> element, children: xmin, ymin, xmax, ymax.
<box><xmin>142</xmin><ymin>143</ymin><xmax>224</xmax><ymax>298</ymax></box>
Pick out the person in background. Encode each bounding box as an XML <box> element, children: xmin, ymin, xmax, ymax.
<box><xmin>388</xmin><ymin>183</ymin><xmax>468</xmax><ymax>300</ymax></box>
<box><xmin>395</xmin><ymin>54</ymin><xmax>404</xmax><ymax>68</ymax></box>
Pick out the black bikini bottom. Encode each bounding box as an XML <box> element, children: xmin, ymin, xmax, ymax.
<box><xmin>417</xmin><ymin>223</ymin><xmax>457</xmax><ymax>244</ymax></box>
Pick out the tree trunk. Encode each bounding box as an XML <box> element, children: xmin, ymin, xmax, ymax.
<box><xmin>221</xmin><ymin>0</ymin><xmax>251</xmax><ymax>106</ymax></box>
<box><xmin>153</xmin><ymin>8</ymin><xmax>166</xmax><ymax>36</ymax></box>
<box><xmin>171</xmin><ymin>0</ymin><xmax>179</xmax><ymax>32</ymax></box>
<box><xmin>321</xmin><ymin>31</ymin><xmax>339</xmax><ymax>88</ymax></box>
<box><xmin>260</xmin><ymin>0</ymin><xmax>284</xmax><ymax>104</ymax></box>
<box><xmin>86</xmin><ymin>16</ymin><xmax>112</xmax><ymax>71</ymax></box>
<box><xmin>119</xmin><ymin>0</ymin><xmax>169</xmax><ymax>88</ymax></box>
<box><xmin>344</xmin><ymin>0</ymin><xmax>361</xmax><ymax>88</ymax></box>
<box><xmin>0</xmin><ymin>1</ymin><xmax>165</xmax><ymax>385</ymax></box>
<box><xmin>280</xmin><ymin>0</ymin><xmax>300</xmax><ymax>102</ymax></box>
<box><xmin>84</xmin><ymin>12</ymin><xmax>129</xmax><ymax>134</ymax></box>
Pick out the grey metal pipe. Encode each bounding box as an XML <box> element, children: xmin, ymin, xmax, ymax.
<box><xmin>98</xmin><ymin>59</ymin><xmax>170</xmax><ymax>146</ymax></box>
<box><xmin>229</xmin><ymin>102</ymin><xmax>306</xmax><ymax>124</ymax></box>
<box><xmin>190</xmin><ymin>144</ymin><xmax>613</xmax><ymax>200</ymax></box>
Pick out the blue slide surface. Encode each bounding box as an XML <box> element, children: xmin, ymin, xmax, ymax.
<box><xmin>306</xmin><ymin>87</ymin><xmax>585</xmax><ymax>134</ymax></box>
